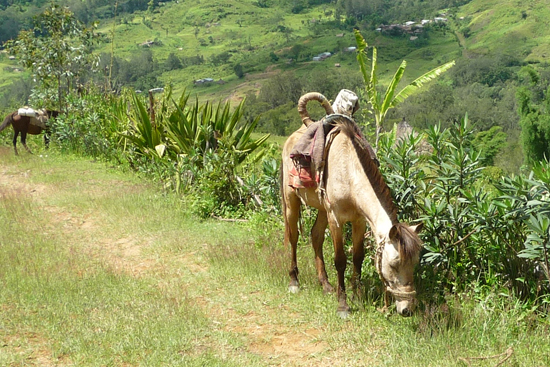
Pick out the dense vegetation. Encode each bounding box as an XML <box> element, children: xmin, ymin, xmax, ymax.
<box><xmin>0</xmin><ymin>0</ymin><xmax>549</xmax><ymax>336</ymax></box>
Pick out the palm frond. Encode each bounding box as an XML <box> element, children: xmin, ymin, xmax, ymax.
<box><xmin>380</xmin><ymin>60</ymin><xmax>407</xmax><ymax>120</ymax></box>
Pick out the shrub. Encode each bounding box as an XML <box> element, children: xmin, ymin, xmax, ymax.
<box><xmin>378</xmin><ymin>115</ymin><xmax>550</xmax><ymax>303</ymax></box>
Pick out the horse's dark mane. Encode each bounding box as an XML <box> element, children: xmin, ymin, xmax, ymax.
<box><xmin>334</xmin><ymin>118</ymin><xmax>423</xmax><ymax>260</ymax></box>
<box><xmin>335</xmin><ymin>118</ymin><xmax>398</xmax><ymax>224</ymax></box>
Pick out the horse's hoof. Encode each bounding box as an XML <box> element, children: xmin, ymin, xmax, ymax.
<box><xmin>289</xmin><ymin>285</ymin><xmax>300</xmax><ymax>294</ymax></box>
<box><xmin>322</xmin><ymin>283</ymin><xmax>335</xmax><ymax>294</ymax></box>
<box><xmin>337</xmin><ymin>309</ymin><xmax>350</xmax><ymax>319</ymax></box>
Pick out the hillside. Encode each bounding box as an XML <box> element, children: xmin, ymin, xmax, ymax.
<box><xmin>1</xmin><ymin>0</ymin><xmax>550</xmax><ymax>172</ymax></box>
<box><xmin>1</xmin><ymin>0</ymin><xmax>548</xmax><ymax>102</ymax></box>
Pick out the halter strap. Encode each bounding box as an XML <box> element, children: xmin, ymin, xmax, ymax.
<box><xmin>375</xmin><ymin>236</ymin><xmax>417</xmax><ymax>306</ymax></box>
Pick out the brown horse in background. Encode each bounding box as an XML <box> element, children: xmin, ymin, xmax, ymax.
<box><xmin>0</xmin><ymin>109</ymin><xmax>59</xmax><ymax>155</ymax></box>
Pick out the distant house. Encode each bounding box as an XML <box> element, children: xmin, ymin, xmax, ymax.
<box><xmin>140</xmin><ymin>40</ymin><xmax>155</xmax><ymax>47</ymax></box>
<box><xmin>345</xmin><ymin>46</ymin><xmax>357</xmax><ymax>52</ymax></box>
<box><xmin>312</xmin><ymin>52</ymin><xmax>332</xmax><ymax>61</ymax></box>
<box><xmin>336</xmin><ymin>33</ymin><xmax>344</xmax><ymax>37</ymax></box>
<box><xmin>193</xmin><ymin>78</ymin><xmax>215</xmax><ymax>85</ymax></box>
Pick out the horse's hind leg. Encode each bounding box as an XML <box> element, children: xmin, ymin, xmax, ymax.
<box><xmin>12</xmin><ymin>131</ymin><xmax>20</xmax><ymax>155</ymax></box>
<box><xmin>283</xmin><ymin>192</ymin><xmax>301</xmax><ymax>293</ymax></box>
<box><xmin>20</xmin><ymin>131</ymin><xmax>32</xmax><ymax>154</ymax></box>
<box><xmin>311</xmin><ymin>211</ymin><xmax>334</xmax><ymax>293</ymax></box>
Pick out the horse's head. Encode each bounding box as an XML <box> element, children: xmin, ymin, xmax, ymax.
<box><xmin>378</xmin><ymin>222</ymin><xmax>423</xmax><ymax>316</ymax></box>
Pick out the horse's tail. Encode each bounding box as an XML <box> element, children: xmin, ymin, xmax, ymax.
<box><xmin>0</xmin><ymin>113</ymin><xmax>13</xmax><ymax>133</ymax></box>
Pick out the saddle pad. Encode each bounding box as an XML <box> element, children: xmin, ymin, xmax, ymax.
<box><xmin>289</xmin><ymin>155</ymin><xmax>317</xmax><ymax>189</ymax></box>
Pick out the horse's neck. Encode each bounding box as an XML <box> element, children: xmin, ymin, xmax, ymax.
<box><xmin>347</xmin><ymin>147</ymin><xmax>395</xmax><ymax>240</ymax></box>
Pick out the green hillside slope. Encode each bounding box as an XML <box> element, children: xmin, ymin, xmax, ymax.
<box><xmin>457</xmin><ymin>0</ymin><xmax>550</xmax><ymax>62</ymax></box>
<box><xmin>1</xmin><ymin>0</ymin><xmax>548</xmax><ymax>107</ymax></box>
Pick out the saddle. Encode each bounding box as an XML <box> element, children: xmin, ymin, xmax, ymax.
<box><xmin>16</xmin><ymin>107</ymin><xmax>48</xmax><ymax>129</ymax></box>
<box><xmin>288</xmin><ymin>119</ymin><xmax>336</xmax><ymax>189</ymax></box>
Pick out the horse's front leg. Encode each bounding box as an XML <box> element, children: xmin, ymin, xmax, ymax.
<box><xmin>311</xmin><ymin>211</ymin><xmax>334</xmax><ymax>293</ymax></box>
<box><xmin>351</xmin><ymin>218</ymin><xmax>367</xmax><ymax>299</ymax></box>
<box><xmin>329</xmin><ymin>219</ymin><xmax>349</xmax><ymax>318</ymax></box>
<box><xmin>44</xmin><ymin>131</ymin><xmax>50</xmax><ymax>149</ymax></box>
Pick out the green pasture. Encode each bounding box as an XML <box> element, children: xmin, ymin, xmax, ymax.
<box><xmin>458</xmin><ymin>0</ymin><xmax>550</xmax><ymax>60</ymax></box>
<box><xmin>0</xmin><ymin>148</ymin><xmax>549</xmax><ymax>366</ymax></box>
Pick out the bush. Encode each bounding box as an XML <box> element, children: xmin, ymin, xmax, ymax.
<box><xmin>378</xmin><ymin>115</ymin><xmax>550</xmax><ymax>304</ymax></box>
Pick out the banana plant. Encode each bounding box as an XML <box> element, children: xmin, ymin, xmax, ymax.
<box><xmin>354</xmin><ymin>29</ymin><xmax>455</xmax><ymax>150</ymax></box>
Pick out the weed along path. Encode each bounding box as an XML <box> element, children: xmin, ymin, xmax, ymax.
<box><xmin>1</xmin><ymin>148</ymin><xmax>549</xmax><ymax>366</ymax></box>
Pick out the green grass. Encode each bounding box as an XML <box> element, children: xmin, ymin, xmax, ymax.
<box><xmin>1</xmin><ymin>148</ymin><xmax>549</xmax><ymax>366</ymax></box>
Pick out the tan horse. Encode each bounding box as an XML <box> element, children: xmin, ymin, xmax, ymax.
<box><xmin>281</xmin><ymin>92</ymin><xmax>423</xmax><ymax>318</ymax></box>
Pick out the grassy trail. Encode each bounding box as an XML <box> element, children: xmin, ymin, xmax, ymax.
<box><xmin>1</xmin><ymin>148</ymin><xmax>549</xmax><ymax>366</ymax></box>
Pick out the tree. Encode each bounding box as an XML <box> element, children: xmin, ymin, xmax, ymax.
<box><xmin>517</xmin><ymin>85</ymin><xmax>550</xmax><ymax>165</ymax></box>
<box><xmin>7</xmin><ymin>3</ymin><xmax>99</xmax><ymax>110</ymax></box>
<box><xmin>354</xmin><ymin>29</ymin><xmax>455</xmax><ymax>149</ymax></box>
<box><xmin>233</xmin><ymin>63</ymin><xmax>244</xmax><ymax>79</ymax></box>
<box><xmin>165</xmin><ymin>52</ymin><xmax>182</xmax><ymax>71</ymax></box>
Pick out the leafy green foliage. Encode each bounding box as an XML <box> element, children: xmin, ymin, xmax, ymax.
<box><xmin>354</xmin><ymin>29</ymin><xmax>455</xmax><ymax>148</ymax></box>
<box><xmin>49</xmin><ymin>91</ymin><xmax>123</xmax><ymax>159</ymax></box>
<box><xmin>378</xmin><ymin>115</ymin><xmax>550</xmax><ymax>302</ymax></box>
<box><xmin>6</xmin><ymin>3</ymin><xmax>100</xmax><ymax>109</ymax></box>
<box><xmin>114</xmin><ymin>87</ymin><xmax>271</xmax><ymax>218</ymax></box>
<box><xmin>516</xmin><ymin>71</ymin><xmax>550</xmax><ymax>165</ymax></box>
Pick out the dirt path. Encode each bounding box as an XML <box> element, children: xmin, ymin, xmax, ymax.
<box><xmin>0</xmin><ymin>150</ymin><xmax>354</xmax><ymax>366</ymax></box>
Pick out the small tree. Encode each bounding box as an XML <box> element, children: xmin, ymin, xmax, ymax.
<box><xmin>234</xmin><ymin>63</ymin><xmax>245</xmax><ymax>79</ymax></box>
<box><xmin>516</xmin><ymin>67</ymin><xmax>550</xmax><ymax>165</ymax></box>
<box><xmin>7</xmin><ymin>3</ymin><xmax>99</xmax><ymax>110</ymax></box>
<box><xmin>354</xmin><ymin>29</ymin><xmax>455</xmax><ymax>149</ymax></box>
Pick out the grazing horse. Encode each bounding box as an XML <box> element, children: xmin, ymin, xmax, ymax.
<box><xmin>281</xmin><ymin>92</ymin><xmax>424</xmax><ymax>318</ymax></box>
<box><xmin>0</xmin><ymin>109</ymin><xmax>59</xmax><ymax>155</ymax></box>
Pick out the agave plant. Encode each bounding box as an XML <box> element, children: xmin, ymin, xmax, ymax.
<box><xmin>354</xmin><ymin>29</ymin><xmax>455</xmax><ymax>149</ymax></box>
<box><xmin>118</xmin><ymin>89</ymin><xmax>167</xmax><ymax>159</ymax></box>
<box><xmin>166</xmin><ymin>90</ymin><xmax>270</xmax><ymax>165</ymax></box>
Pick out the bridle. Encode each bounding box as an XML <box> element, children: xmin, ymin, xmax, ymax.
<box><xmin>375</xmin><ymin>237</ymin><xmax>417</xmax><ymax>307</ymax></box>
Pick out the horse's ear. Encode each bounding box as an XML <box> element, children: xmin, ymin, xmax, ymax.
<box><xmin>389</xmin><ymin>225</ymin><xmax>400</xmax><ymax>241</ymax></box>
<box><xmin>410</xmin><ymin>223</ymin><xmax>423</xmax><ymax>234</ymax></box>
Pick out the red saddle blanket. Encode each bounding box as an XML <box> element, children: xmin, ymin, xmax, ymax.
<box><xmin>289</xmin><ymin>156</ymin><xmax>318</xmax><ymax>189</ymax></box>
